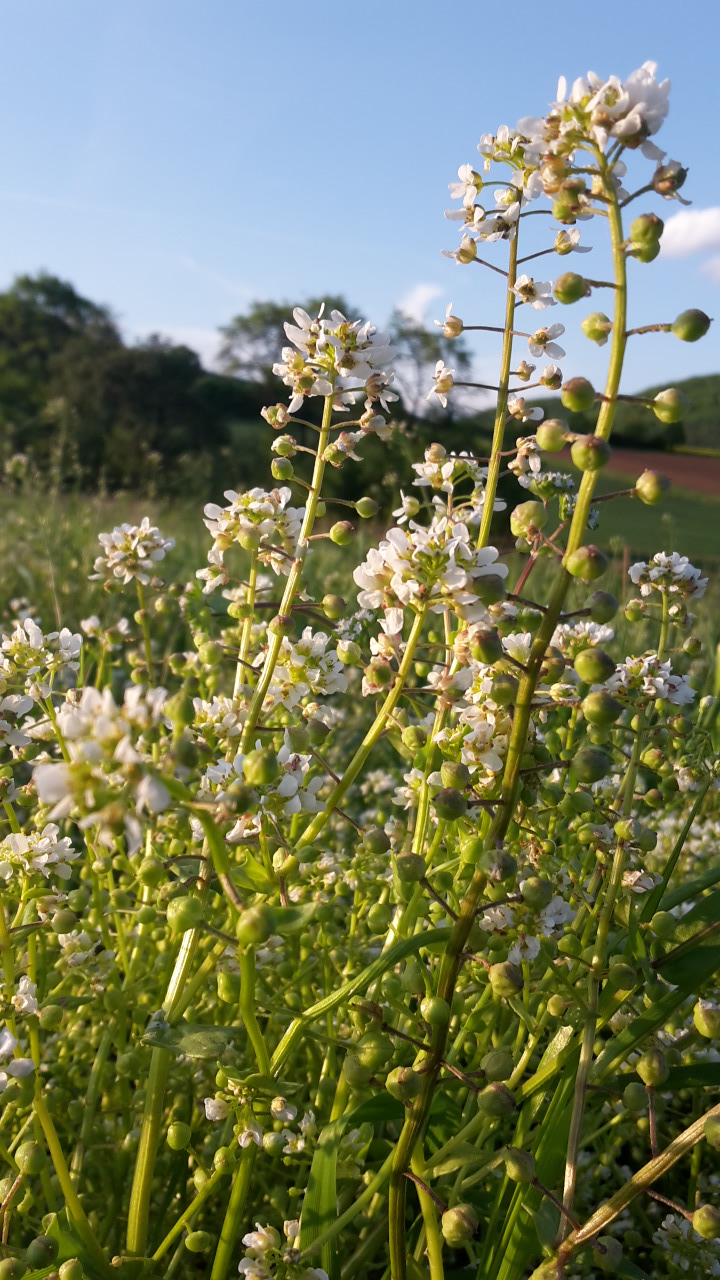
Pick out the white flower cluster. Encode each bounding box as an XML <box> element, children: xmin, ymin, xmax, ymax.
<box><xmin>547</xmin><ymin>63</ymin><xmax>670</xmax><ymax>156</ymax></box>
<box><xmin>273</xmin><ymin>306</ymin><xmax>397</xmax><ymax>416</ymax></box>
<box><xmin>0</xmin><ymin>1028</ymin><xmax>34</xmax><ymax>1094</ymax></box>
<box><xmin>203</xmin><ymin>743</ymin><xmax>324</xmax><ymax>828</ymax></box>
<box><xmin>354</xmin><ymin>516</ymin><xmax>508</xmax><ymax>623</ymax></box>
<box><xmin>238</xmin><ymin>1217</ymin><xmax>328</xmax><ymax>1280</ymax></box>
<box><xmin>1</xmin><ymin>618</ymin><xmax>82</xmax><ymax>695</ymax></box>
<box><xmin>198</xmin><ymin>486</ymin><xmax>304</xmax><ymax>592</ymax></box>
<box><xmin>652</xmin><ymin>1214</ymin><xmax>720</xmax><ymax>1277</ymax></box>
<box><xmin>629</xmin><ymin>552</ymin><xmax>708</xmax><ymax>601</ymax></box>
<box><xmin>603</xmin><ymin>652</ymin><xmax>695</xmax><ymax>708</ymax></box>
<box><xmin>0</xmin><ymin>822</ymin><xmax>78</xmax><ymax>884</ymax></box>
<box><xmin>93</xmin><ymin>519</ymin><xmax>175</xmax><ymax>586</ymax></box>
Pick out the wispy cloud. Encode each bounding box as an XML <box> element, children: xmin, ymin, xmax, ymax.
<box><xmin>661</xmin><ymin>207</ymin><xmax>720</xmax><ymax>258</ymax></box>
<box><xmin>397</xmin><ymin>282</ymin><xmax>445</xmax><ymax>324</ymax></box>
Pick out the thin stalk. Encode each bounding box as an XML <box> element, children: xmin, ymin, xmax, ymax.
<box><xmin>210</xmin><ymin>1145</ymin><xmax>257</xmax><ymax>1280</ymax></box>
<box><xmin>33</xmin><ymin>1093</ymin><xmax>112</xmax><ymax>1278</ymax></box>
<box><xmin>239</xmin><ymin>946</ymin><xmax>270</xmax><ymax>1074</ymax></box>
<box><xmin>478</xmin><ymin>234</ymin><xmax>519</xmax><ymax>548</ymax></box>
<box><xmin>136</xmin><ymin>581</ymin><xmax>154</xmax><ymax>684</ymax></box>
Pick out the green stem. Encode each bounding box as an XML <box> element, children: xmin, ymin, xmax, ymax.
<box><xmin>239</xmin><ymin>946</ymin><xmax>270</xmax><ymax>1074</ymax></box>
<box><xmin>209</xmin><ymin>1144</ymin><xmax>257</xmax><ymax>1280</ymax></box>
<box><xmin>136</xmin><ymin>581</ymin><xmax>154</xmax><ymax>685</ymax></box>
<box><xmin>478</xmin><ymin>234</ymin><xmax>519</xmax><ymax>549</ymax></box>
<box><xmin>33</xmin><ymin>1093</ymin><xmax>112</xmax><ymax>1277</ymax></box>
<box><xmin>298</xmin><ymin>608</ymin><xmax>427</xmax><ymax>846</ymax></box>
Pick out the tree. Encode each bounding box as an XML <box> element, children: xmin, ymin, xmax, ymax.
<box><xmin>218</xmin><ymin>295</ymin><xmax>358</xmax><ymax>387</ymax></box>
<box><xmin>387</xmin><ymin>309</ymin><xmax>472</xmax><ymax>418</ymax></box>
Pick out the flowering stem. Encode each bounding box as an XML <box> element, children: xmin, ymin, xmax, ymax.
<box><xmin>209</xmin><ymin>1144</ymin><xmax>257</xmax><ymax>1280</ymax></box>
<box><xmin>478</xmin><ymin>234</ymin><xmax>519</xmax><ymax>548</ymax></box>
<box><xmin>298</xmin><ymin>607</ymin><xmax>428</xmax><ymax>845</ymax></box>
<box><xmin>136</xmin><ymin>581</ymin><xmax>154</xmax><ymax>684</ymax></box>
<box><xmin>238</xmin><ymin>945</ymin><xmax>270</xmax><ymax>1074</ymax></box>
<box><xmin>240</xmin><ymin>393</ymin><xmax>334</xmax><ymax>752</ymax></box>
<box><xmin>33</xmin><ymin>1093</ymin><xmax>112</xmax><ymax>1277</ymax></box>
<box><xmin>234</xmin><ymin>550</ymin><xmax>258</xmax><ymax>698</ymax></box>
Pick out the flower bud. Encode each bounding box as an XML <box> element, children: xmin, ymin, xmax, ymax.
<box><xmin>536</xmin><ymin>419</ymin><xmax>568</xmax><ymax>452</ymax></box>
<box><xmin>329</xmin><ymin>520</ymin><xmax>355</xmax><ymax>545</ymax></box>
<box><xmin>571</xmin><ymin>435</ymin><xmax>611</xmax><ymax>472</ymax></box>
<box><xmin>554</xmin><ymin>272</ymin><xmax>590</xmax><ymax>304</ymax></box>
<box><xmin>636</xmin><ymin>1047</ymin><xmax>668</xmax><ymax>1087</ymax></box>
<box><xmin>573</xmin><ymin>748</ymin><xmax>612</xmax><ymax>783</ymax></box>
<box><xmin>440</xmin><ymin>760</ymin><xmax>471</xmax><ymax>790</ymax></box>
<box><xmin>692</xmin><ymin>1205</ymin><xmax>720</xmax><ymax>1240</ymax></box>
<box><xmin>581</xmin><ymin>312</ymin><xmax>613</xmax><ymax>345</ymax></box>
<box><xmin>235</xmin><ymin>903</ymin><xmax>276</xmax><ymax>946</ymax></box>
<box><xmin>652</xmin><ymin>388</ymin><xmax>688</xmax><ymax>424</ymax></box>
<box><xmin>355</xmin><ymin>496</ymin><xmax>379</xmax><ymax>518</ymax></box>
<box><xmin>441</xmin><ymin>1204</ymin><xmax>479</xmax><ymax>1246</ymax></box>
<box><xmin>271</xmin><ymin>457</ymin><xmax>294</xmax><ymax>481</ymax></box>
<box><xmin>386</xmin><ymin>1065</ymin><xmax>423</xmax><ymax>1103</ymax></box>
<box><xmin>510</xmin><ymin>500</ymin><xmax>547</xmax><ymax>538</ymax></box>
<box><xmin>671</xmin><ymin>309</ymin><xmax>712</xmax><ymax>342</ymax></box>
<box><xmin>587</xmin><ymin>590</ymin><xmax>619</xmax><ymax>623</ymax></box>
<box><xmin>477</xmin><ymin>1082</ymin><xmax>517</xmax><ymax>1115</ymax></box>
<box><xmin>694</xmin><ymin>999</ymin><xmax>720</xmax><ymax>1039</ymax></box>
<box><xmin>653</xmin><ymin>162</ymin><xmax>688</xmax><ymax>196</ymax></box>
<box><xmin>574</xmin><ymin>647</ymin><xmax>615</xmax><ymax>683</ymax></box>
<box><xmin>542</xmin><ymin>157</ymin><xmax>569</xmax><ymax>193</ymax></box>
<box><xmin>565</xmin><ymin>544</ymin><xmax>608</xmax><ymax>582</ymax></box>
<box><xmin>273</xmin><ymin>434</ymin><xmax>297</xmax><ymax>457</ymax></box>
<box><xmin>489</xmin><ymin>961</ymin><xmax>523</xmax><ymax>998</ymax></box>
<box><xmin>442</xmin><ymin>313</ymin><xmax>464</xmax><ymax>338</ymax></box>
<box><xmin>504</xmin><ymin>1148</ymin><xmax>535</xmax><ymax>1183</ymax></box>
<box><xmin>337</xmin><ymin>640</ymin><xmax>362</xmax><ymax>666</ymax></box>
<box><xmin>561</xmin><ymin>377</ymin><xmax>596</xmax><ymax>413</ymax></box>
<box><xmin>434</xmin><ymin>787</ymin><xmax>468</xmax><ymax>820</ymax></box>
<box><xmin>456</xmin><ymin>235</ymin><xmax>478</xmax><ymax>265</ymax></box>
<box><xmin>635</xmin><ymin>470</ymin><xmax>671</xmax><ymax>505</ymax></box>
<box><xmin>630</xmin><ymin>213</ymin><xmax>664</xmax><ymax>247</ymax></box>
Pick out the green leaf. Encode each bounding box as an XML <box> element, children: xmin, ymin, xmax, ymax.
<box><xmin>666</xmin><ymin>1062</ymin><xmax>720</xmax><ymax>1089</ymax></box>
<box><xmin>233</xmin><ymin>851</ymin><xmax>274</xmax><ymax>893</ymax></box>
<box><xmin>141</xmin><ymin>1022</ymin><xmax>234</xmax><ymax>1059</ymax></box>
<box><xmin>271</xmin><ymin>903</ymin><xmax>319</xmax><ymax>934</ymax></box>
<box><xmin>525</xmin><ymin>1195</ymin><xmax>558</xmax><ymax>1250</ymax></box>
<box><xmin>45</xmin><ymin>1209</ymin><xmax>111</xmax><ymax>1278</ymax></box>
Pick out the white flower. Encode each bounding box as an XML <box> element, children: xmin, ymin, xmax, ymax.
<box><xmin>241</xmin><ymin>1223</ymin><xmax>280</xmax><ymax>1254</ymax></box>
<box><xmin>426</xmin><ymin>360</ymin><xmax>455</xmax><ymax>409</ymax></box>
<box><xmin>238</xmin><ymin>1120</ymin><xmax>263</xmax><ymax>1148</ymax></box>
<box><xmin>92</xmin><ymin>519</ymin><xmax>175</xmax><ymax>586</ymax></box>
<box><xmin>12</xmin><ymin>977</ymin><xmax>38</xmax><ymax>1016</ymax></box>
<box><xmin>511</xmin><ymin>275</ymin><xmax>556</xmax><ymax>310</ymax></box>
<box><xmin>204</xmin><ymin>1097</ymin><xmax>230</xmax><ymax>1122</ymax></box>
<box><xmin>270</xmin><ymin>1096</ymin><xmax>297</xmax><ymax>1123</ymax></box>
<box><xmin>528</xmin><ymin>325</ymin><xmax>566</xmax><ymax>359</ymax></box>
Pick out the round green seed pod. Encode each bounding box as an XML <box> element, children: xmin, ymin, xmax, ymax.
<box><xmin>470</xmin><ymin>627</ymin><xmax>503</xmax><ymax>664</ymax></box>
<box><xmin>561</xmin><ymin>377</ymin><xmax>596</xmax><ymax>413</ymax></box>
<box><xmin>704</xmin><ymin>1116</ymin><xmax>720</xmax><ymax>1149</ymax></box>
<box><xmin>58</xmin><ymin>1262</ymin><xmax>84</xmax><ymax>1280</ymax></box>
<box><xmin>574</xmin><ymin>647</ymin><xmax>616</xmax><ymax>684</ymax></box>
<box><xmin>386</xmin><ymin>1066</ymin><xmax>423</xmax><ymax>1103</ymax></box>
<box><xmin>329</xmin><ymin>520</ymin><xmax>355</xmax><ymax>545</ymax></box>
<box><xmin>587</xmin><ymin>590</ymin><xmax>619</xmax><ymax>623</ymax></box>
<box><xmin>433</xmin><ymin>788</ymin><xmax>468</xmax><ymax>820</ymax></box>
<box><xmin>16</xmin><ymin>1141</ymin><xmax>47</xmax><ymax>1176</ymax></box>
<box><xmin>395</xmin><ymin>853</ymin><xmax>426</xmax><ymax>883</ymax></box>
<box><xmin>652</xmin><ymin>388</ymin><xmax>688</xmax><ymax>424</ymax></box>
<box><xmin>694</xmin><ymin>1000</ymin><xmax>720</xmax><ymax>1039</ymax></box>
<box><xmin>356</xmin><ymin>1032</ymin><xmax>394</xmax><ymax>1073</ymax></box>
<box><xmin>185</xmin><ymin>1231</ymin><xmax>212</xmax><ymax>1252</ymax></box>
<box><xmin>0</xmin><ymin>1262</ymin><xmax>28</xmax><ymax>1280</ymax></box>
<box><xmin>573</xmin><ymin>748</ymin><xmax>612</xmax><ymax>783</ymax></box>
<box><xmin>554</xmin><ymin>272</ymin><xmax>590</xmax><ymax>304</ymax></box>
<box><xmin>565</xmin><ymin>545</ymin><xmax>608</xmax><ymax>582</ymax></box>
<box><xmin>692</xmin><ymin>1205</ymin><xmax>720</xmax><ymax>1240</ymax></box>
<box><xmin>671</xmin><ymin>309</ymin><xmax>711</xmax><ymax>342</ymax></box>
<box><xmin>536</xmin><ymin>419</ymin><xmax>567</xmax><ymax>452</ymax></box>
<box><xmin>355</xmin><ymin>496</ymin><xmax>379</xmax><ymax>518</ymax></box>
<box><xmin>167</xmin><ymin>1121</ymin><xmax>192</xmax><ymax>1151</ymax></box>
<box><xmin>521</xmin><ymin>877</ymin><xmax>553</xmax><ymax>909</ymax></box>
<box><xmin>235</xmin><ymin>904</ymin><xmax>276</xmax><ymax>947</ymax></box>
<box><xmin>489</xmin><ymin>961</ymin><xmax>523</xmax><ymax>998</ymax></box>
<box><xmin>166</xmin><ymin>895</ymin><xmax>203</xmax><ymax>934</ymax></box>
<box><xmin>343</xmin><ymin>1053</ymin><xmax>373</xmax><ymax>1088</ymax></box>
<box><xmin>440</xmin><ymin>760</ymin><xmax>471</xmax><ymax>790</ymax></box>
<box><xmin>571</xmin><ymin>435</ymin><xmax>611</xmax><ymax>472</ymax></box>
<box><xmin>491</xmin><ymin>673</ymin><xmax>519</xmax><ymax>706</ymax></box>
<box><xmin>582</xmin><ymin>691</ymin><xmax>623</xmax><ymax>726</ymax></box>
<box><xmin>630</xmin><ymin>213</ymin><xmax>663</xmax><ymax>246</ymax></box>
<box><xmin>480</xmin><ymin>1049</ymin><xmax>514</xmax><ymax>1082</ymax></box>
<box><xmin>243</xmin><ymin>748</ymin><xmax>280</xmax><ymax>787</ymax></box>
<box><xmin>477</xmin><ymin>1082</ymin><xmax>516</xmax><ymax>1116</ymax></box>
<box><xmin>322</xmin><ymin>594</ymin><xmax>346</xmax><ymax>620</ymax></box>
<box><xmin>441</xmin><ymin>1204</ymin><xmax>479</xmax><ymax>1246</ymax></box>
<box><xmin>635</xmin><ymin>470</ymin><xmax>671</xmax><ymax>505</ymax></box>
<box><xmin>504</xmin><ymin>1148</ymin><xmax>535</xmax><ymax>1183</ymax></box>
<box><xmin>581</xmin><ymin>311</ymin><xmax>613</xmax><ymax>344</ymax></box>
<box><xmin>420</xmin><ymin>995</ymin><xmax>451</xmax><ymax>1026</ymax></box>
<box><xmin>636</xmin><ymin>1047</ymin><xmax>669</xmax><ymax>1087</ymax></box>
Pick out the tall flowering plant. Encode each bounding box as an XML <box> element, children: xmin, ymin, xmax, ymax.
<box><xmin>0</xmin><ymin>62</ymin><xmax>719</xmax><ymax>1280</ymax></box>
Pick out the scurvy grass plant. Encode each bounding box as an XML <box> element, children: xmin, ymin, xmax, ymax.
<box><xmin>1</xmin><ymin>61</ymin><xmax>719</xmax><ymax>1280</ymax></box>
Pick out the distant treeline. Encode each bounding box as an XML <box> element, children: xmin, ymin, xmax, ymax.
<box><xmin>0</xmin><ymin>273</ymin><xmax>716</xmax><ymax>506</ymax></box>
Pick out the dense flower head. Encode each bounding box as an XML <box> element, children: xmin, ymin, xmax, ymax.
<box><xmin>273</xmin><ymin>305</ymin><xmax>397</xmax><ymax>416</ymax></box>
<box><xmin>93</xmin><ymin>518</ymin><xmax>175</xmax><ymax>586</ymax></box>
<box><xmin>603</xmin><ymin>652</ymin><xmax>695</xmax><ymax>707</ymax></box>
<box><xmin>629</xmin><ymin>551</ymin><xmax>708</xmax><ymax>600</ymax></box>
<box><xmin>198</xmin><ymin>486</ymin><xmax>304</xmax><ymax>592</ymax></box>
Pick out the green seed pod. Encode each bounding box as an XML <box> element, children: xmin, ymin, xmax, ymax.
<box><xmin>441</xmin><ymin>1203</ymin><xmax>479</xmax><ymax>1246</ymax></box>
<box><xmin>395</xmin><ymin>853</ymin><xmax>426</xmax><ymax>883</ymax></box>
<box><xmin>648</xmin><ymin>911</ymin><xmax>675</xmax><ymax>940</ymax></box>
<box><xmin>271</xmin><ymin>457</ymin><xmax>294</xmax><ymax>481</ymax></box>
<box><xmin>243</xmin><ymin>748</ymin><xmax>280</xmax><ymax>787</ymax></box>
<box><xmin>459</xmin><ymin>836</ymin><xmax>485</xmax><ymax>865</ymax></box>
<box><xmin>491</xmin><ymin>673</ymin><xmax>519</xmax><ymax>706</ymax></box>
<box><xmin>235</xmin><ymin>904</ymin><xmax>276</xmax><ymax>946</ymax></box>
<box><xmin>166</xmin><ymin>895</ymin><xmax>203</xmax><ymax>934</ymax></box>
<box><xmin>671</xmin><ymin>309</ymin><xmax>711</xmax><ymax>342</ymax></box>
<box><xmin>636</xmin><ymin>1047</ymin><xmax>669</xmax><ymax>1087</ymax></box>
<box><xmin>337</xmin><ymin>639</ymin><xmax>362</xmax><ymax>665</ymax></box>
<box><xmin>268</xmin><ymin>613</ymin><xmax>295</xmax><ymax>637</ymax></box>
<box><xmin>440</xmin><ymin>760</ymin><xmax>471</xmax><ymax>790</ymax></box>
<box><xmin>623</xmin><ymin>1081</ymin><xmax>647</xmax><ymax>1112</ymax></box>
<box><xmin>386</xmin><ymin>1066</ymin><xmax>423</xmax><ymax>1103</ymax></box>
<box><xmin>470</xmin><ymin>627</ymin><xmax>504</xmax><ymax>664</ymax></box>
<box><xmin>565</xmin><ymin>544</ymin><xmax>608</xmax><ymax>582</ymax></box>
<box><xmin>51</xmin><ymin>908</ymin><xmax>77</xmax><ymax>934</ymax></box>
<box><xmin>554</xmin><ymin>272</ymin><xmax>590</xmax><ymax>304</ymax></box>
<box><xmin>58</xmin><ymin>1262</ymin><xmax>84</xmax><ymax>1280</ymax></box>
<box><xmin>630</xmin><ymin>239</ymin><xmax>661</xmax><ymax>263</ymax></box>
<box><xmin>574</xmin><ymin>647</ymin><xmax>616</xmax><ymax>684</ymax></box>
<box><xmin>504</xmin><ymin>1148</ymin><xmax>535</xmax><ymax>1183</ymax></box>
<box><xmin>694</xmin><ymin>1000</ymin><xmax>720</xmax><ymax>1039</ymax></box>
<box><xmin>652</xmin><ymin>388</ymin><xmax>689</xmax><ymax>424</ymax></box>
<box><xmin>420</xmin><ymin>995</ymin><xmax>451</xmax><ymax>1026</ymax></box>
<box><xmin>536</xmin><ymin>419</ymin><xmax>568</xmax><ymax>452</ymax></box>
<box><xmin>477</xmin><ymin>1082</ymin><xmax>517</xmax><ymax>1116</ymax></box>
<box><xmin>25</xmin><ymin>1236</ymin><xmax>58</xmax><ymax>1268</ymax></box>
<box><xmin>607</xmin><ymin>962</ymin><xmax>636</xmax><ymax>992</ymax></box>
<box><xmin>561</xmin><ymin>377</ymin><xmax>596</xmax><ymax>413</ymax></box>
<box><xmin>217</xmin><ymin>970</ymin><xmax>242</xmax><ymax>1004</ymax></box>
<box><xmin>0</xmin><ymin>1263</ymin><xmax>28</xmax><ymax>1280</ymax></box>
<box><xmin>636</xmin><ymin>827</ymin><xmax>657</xmax><ymax>852</ymax></box>
<box><xmin>367</xmin><ymin>903</ymin><xmax>393</xmax><ymax>934</ymax></box>
<box><xmin>630</xmin><ymin>213</ymin><xmax>664</xmax><ymax>247</ymax></box>
<box><xmin>329</xmin><ymin>520</ymin><xmax>355</xmax><ymax>545</ymax></box>
<box><xmin>480</xmin><ymin>1049</ymin><xmax>514</xmax><ymax>1081</ymax></box>
<box><xmin>322</xmin><ymin>593</ymin><xmax>345</xmax><ymax>620</ymax></box>
<box><xmin>489</xmin><ymin>961</ymin><xmax>523</xmax><ymax>998</ymax></box>
<box><xmin>474</xmin><ymin>573</ymin><xmax>507</xmax><ymax>604</ymax></box>
<box><xmin>185</xmin><ymin>1231</ymin><xmax>213</xmax><ymax>1252</ymax></box>
<box><xmin>433</xmin><ymin>787</ymin><xmax>468</xmax><ymax>820</ymax></box>
<box><xmin>573</xmin><ymin>748</ymin><xmax>612</xmax><ymax>783</ymax></box>
<box><xmin>356</xmin><ymin>1032</ymin><xmax>394</xmax><ymax>1072</ymax></box>
<box><xmin>547</xmin><ymin>994</ymin><xmax>566</xmax><ymax>1017</ymax></box>
<box><xmin>614</xmin><ymin>818</ymin><xmax>641</xmax><ymax>842</ymax></box>
<box><xmin>39</xmin><ymin>1003</ymin><xmax>64</xmax><ymax>1031</ymax></box>
<box><xmin>167</xmin><ymin>1121</ymin><xmax>192</xmax><ymax>1151</ymax></box>
<box><xmin>363</xmin><ymin>826</ymin><xmax>391</xmax><ymax>854</ymax></box>
<box><xmin>571</xmin><ymin>434</ymin><xmax>611</xmax><ymax>472</ymax></box>
<box><xmin>582</xmin><ymin>691</ymin><xmax>623</xmax><ymax>726</ymax></box>
<box><xmin>16</xmin><ymin>1141</ymin><xmax>47</xmax><ymax>1176</ymax></box>
<box><xmin>635</xmin><ymin>470</ymin><xmax>671</xmax><ymax>505</ymax></box>
<box><xmin>138</xmin><ymin>856</ymin><xmax>165</xmax><ymax>887</ymax></box>
<box><xmin>510</xmin><ymin>500</ymin><xmax>547</xmax><ymax>538</ymax></box>
<box><xmin>165</xmin><ymin>691</ymin><xmax>195</xmax><ymax>729</ymax></box>
<box><xmin>581</xmin><ymin>311</ymin><xmax>613</xmax><ymax>344</ymax></box>
<box><xmin>692</xmin><ymin>1205</ymin><xmax>720</xmax><ymax>1240</ymax></box>
<box><xmin>355</xmin><ymin>496</ymin><xmax>379</xmax><ymax>518</ymax></box>
<box><xmin>587</xmin><ymin>591</ymin><xmax>619</xmax><ymax>623</ymax></box>
<box><xmin>521</xmin><ymin>877</ymin><xmax>553</xmax><ymax>909</ymax></box>
<box><xmin>286</xmin><ymin>723</ymin><xmax>311</xmax><ymax>752</ymax></box>
<box><xmin>343</xmin><ymin>1052</ymin><xmax>374</xmax><ymax>1087</ymax></box>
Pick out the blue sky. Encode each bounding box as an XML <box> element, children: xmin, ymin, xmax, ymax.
<box><xmin>0</xmin><ymin>0</ymin><xmax>718</xmax><ymax>397</ymax></box>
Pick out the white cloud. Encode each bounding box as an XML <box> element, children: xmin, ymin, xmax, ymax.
<box><xmin>661</xmin><ymin>207</ymin><xmax>720</xmax><ymax>258</ymax></box>
<box><xmin>397</xmin><ymin>282</ymin><xmax>445</xmax><ymax>324</ymax></box>
<box><xmin>702</xmin><ymin>255</ymin><xmax>720</xmax><ymax>284</ymax></box>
